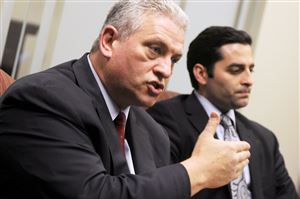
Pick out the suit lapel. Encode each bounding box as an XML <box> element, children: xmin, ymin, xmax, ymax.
<box><xmin>72</xmin><ymin>54</ymin><xmax>130</xmax><ymax>175</ymax></box>
<box><xmin>185</xmin><ymin>94</ymin><xmax>230</xmax><ymax>195</ymax></box>
<box><xmin>125</xmin><ymin>108</ymin><xmax>156</xmax><ymax>174</ymax></box>
<box><xmin>184</xmin><ymin>93</ymin><xmax>209</xmax><ymax>134</ymax></box>
<box><xmin>235</xmin><ymin>115</ymin><xmax>264</xmax><ymax>199</ymax></box>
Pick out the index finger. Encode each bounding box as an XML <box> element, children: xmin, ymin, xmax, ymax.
<box><xmin>233</xmin><ymin>141</ymin><xmax>251</xmax><ymax>152</ymax></box>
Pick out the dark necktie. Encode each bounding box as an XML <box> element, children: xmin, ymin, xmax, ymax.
<box><xmin>114</xmin><ymin>112</ymin><xmax>126</xmax><ymax>154</ymax></box>
<box><xmin>221</xmin><ymin>115</ymin><xmax>251</xmax><ymax>199</ymax></box>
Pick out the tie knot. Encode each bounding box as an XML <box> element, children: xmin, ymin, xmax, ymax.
<box><xmin>114</xmin><ymin>112</ymin><xmax>126</xmax><ymax>128</ymax></box>
<box><xmin>221</xmin><ymin>115</ymin><xmax>234</xmax><ymax>128</ymax></box>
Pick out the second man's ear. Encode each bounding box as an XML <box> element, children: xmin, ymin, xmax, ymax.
<box><xmin>193</xmin><ymin>63</ymin><xmax>208</xmax><ymax>85</ymax></box>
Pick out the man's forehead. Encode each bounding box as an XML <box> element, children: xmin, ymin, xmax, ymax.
<box><xmin>134</xmin><ymin>15</ymin><xmax>185</xmax><ymax>51</ymax></box>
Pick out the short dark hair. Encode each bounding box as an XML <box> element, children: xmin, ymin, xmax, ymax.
<box><xmin>187</xmin><ymin>26</ymin><xmax>252</xmax><ymax>89</ymax></box>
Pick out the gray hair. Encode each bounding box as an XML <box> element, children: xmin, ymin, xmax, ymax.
<box><xmin>90</xmin><ymin>0</ymin><xmax>189</xmax><ymax>52</ymax></box>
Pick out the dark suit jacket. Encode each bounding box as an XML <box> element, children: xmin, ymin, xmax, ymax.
<box><xmin>147</xmin><ymin>93</ymin><xmax>299</xmax><ymax>199</ymax></box>
<box><xmin>0</xmin><ymin>54</ymin><xmax>190</xmax><ymax>199</ymax></box>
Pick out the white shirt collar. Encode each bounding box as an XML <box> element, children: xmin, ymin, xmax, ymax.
<box><xmin>87</xmin><ymin>54</ymin><xmax>130</xmax><ymax>121</ymax></box>
<box><xmin>193</xmin><ymin>90</ymin><xmax>236</xmax><ymax>126</ymax></box>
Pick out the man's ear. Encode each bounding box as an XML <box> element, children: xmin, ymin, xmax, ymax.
<box><xmin>193</xmin><ymin>63</ymin><xmax>208</xmax><ymax>85</ymax></box>
<box><xmin>99</xmin><ymin>25</ymin><xmax>119</xmax><ymax>58</ymax></box>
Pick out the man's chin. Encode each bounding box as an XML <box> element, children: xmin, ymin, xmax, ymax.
<box><xmin>136</xmin><ymin>96</ymin><xmax>157</xmax><ymax>108</ymax></box>
<box><xmin>235</xmin><ymin>101</ymin><xmax>249</xmax><ymax>109</ymax></box>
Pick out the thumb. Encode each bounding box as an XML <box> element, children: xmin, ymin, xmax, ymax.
<box><xmin>201</xmin><ymin>112</ymin><xmax>220</xmax><ymax>138</ymax></box>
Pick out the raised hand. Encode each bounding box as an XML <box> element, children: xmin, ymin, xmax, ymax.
<box><xmin>181</xmin><ymin>112</ymin><xmax>251</xmax><ymax>196</ymax></box>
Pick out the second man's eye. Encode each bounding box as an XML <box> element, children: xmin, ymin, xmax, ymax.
<box><xmin>228</xmin><ymin>65</ymin><xmax>243</xmax><ymax>74</ymax></box>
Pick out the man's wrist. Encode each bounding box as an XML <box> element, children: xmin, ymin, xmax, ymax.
<box><xmin>180</xmin><ymin>158</ymin><xmax>206</xmax><ymax>196</ymax></box>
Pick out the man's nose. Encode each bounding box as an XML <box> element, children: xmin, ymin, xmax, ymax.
<box><xmin>241</xmin><ymin>70</ymin><xmax>253</xmax><ymax>86</ymax></box>
<box><xmin>153</xmin><ymin>58</ymin><xmax>172</xmax><ymax>78</ymax></box>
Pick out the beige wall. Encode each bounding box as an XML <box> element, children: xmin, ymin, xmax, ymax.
<box><xmin>241</xmin><ymin>1</ymin><xmax>299</xmax><ymax>191</ymax></box>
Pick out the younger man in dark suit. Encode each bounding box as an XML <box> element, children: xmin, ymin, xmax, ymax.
<box><xmin>148</xmin><ymin>26</ymin><xmax>298</xmax><ymax>199</ymax></box>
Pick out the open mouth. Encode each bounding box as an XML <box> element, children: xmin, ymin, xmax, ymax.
<box><xmin>148</xmin><ymin>81</ymin><xmax>164</xmax><ymax>96</ymax></box>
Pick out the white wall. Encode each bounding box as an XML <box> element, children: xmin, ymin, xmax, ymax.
<box><xmin>168</xmin><ymin>1</ymin><xmax>240</xmax><ymax>93</ymax></box>
<box><xmin>241</xmin><ymin>1</ymin><xmax>299</xmax><ymax>191</ymax></box>
<box><xmin>0</xmin><ymin>0</ymin><xmax>14</xmax><ymax>62</ymax></box>
<box><xmin>51</xmin><ymin>1</ymin><xmax>112</xmax><ymax>66</ymax></box>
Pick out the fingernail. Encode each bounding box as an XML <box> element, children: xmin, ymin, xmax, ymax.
<box><xmin>210</xmin><ymin>112</ymin><xmax>218</xmax><ymax>119</ymax></box>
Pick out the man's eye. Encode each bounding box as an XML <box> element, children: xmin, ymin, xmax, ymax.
<box><xmin>171</xmin><ymin>57</ymin><xmax>179</xmax><ymax>64</ymax></box>
<box><xmin>150</xmin><ymin>46</ymin><xmax>162</xmax><ymax>55</ymax></box>
<box><xmin>228</xmin><ymin>67</ymin><xmax>241</xmax><ymax>74</ymax></box>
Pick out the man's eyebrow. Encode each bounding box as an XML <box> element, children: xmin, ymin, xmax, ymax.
<box><xmin>173</xmin><ymin>53</ymin><xmax>183</xmax><ymax>59</ymax></box>
<box><xmin>227</xmin><ymin>63</ymin><xmax>245</xmax><ymax>67</ymax></box>
<box><xmin>147</xmin><ymin>39</ymin><xmax>183</xmax><ymax>55</ymax></box>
